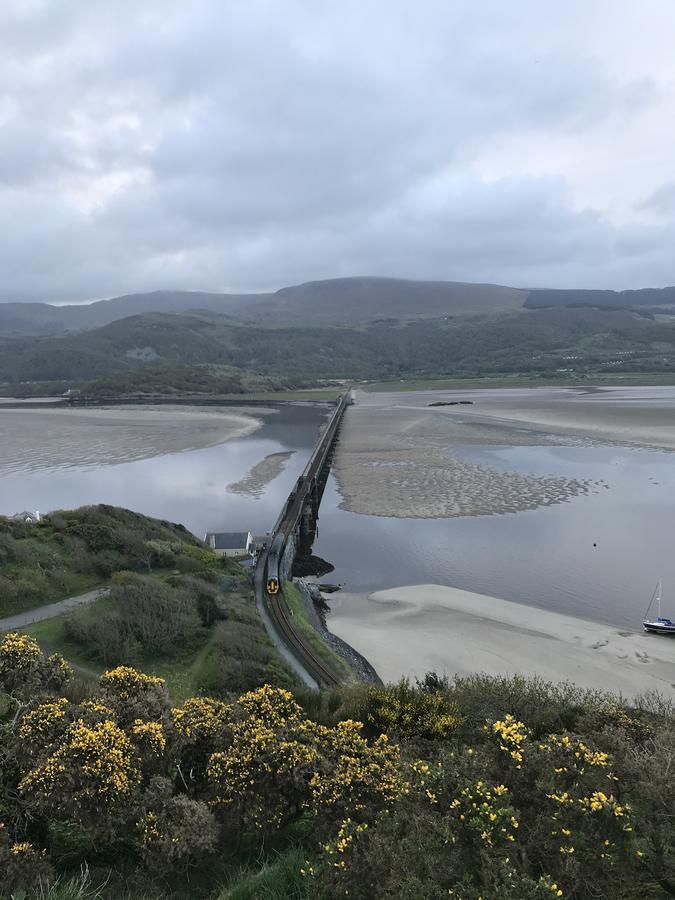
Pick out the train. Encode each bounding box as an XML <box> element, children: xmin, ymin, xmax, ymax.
<box><xmin>266</xmin><ymin>532</ymin><xmax>285</xmax><ymax>595</ymax></box>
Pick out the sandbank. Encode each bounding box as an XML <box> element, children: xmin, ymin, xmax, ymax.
<box><xmin>327</xmin><ymin>584</ymin><xmax>675</xmax><ymax>699</ymax></box>
<box><xmin>227</xmin><ymin>450</ymin><xmax>294</xmax><ymax>497</ymax></box>
<box><xmin>0</xmin><ymin>405</ymin><xmax>262</xmax><ymax>473</ymax></box>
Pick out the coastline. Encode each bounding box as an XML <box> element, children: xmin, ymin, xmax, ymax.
<box><xmin>327</xmin><ymin>584</ymin><xmax>675</xmax><ymax>699</ymax></box>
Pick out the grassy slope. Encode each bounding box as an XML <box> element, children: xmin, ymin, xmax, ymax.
<box><xmin>281</xmin><ymin>582</ymin><xmax>354</xmax><ymax>683</ymax></box>
<box><xmin>0</xmin><ymin>506</ymin><xmax>202</xmax><ymax>618</ymax></box>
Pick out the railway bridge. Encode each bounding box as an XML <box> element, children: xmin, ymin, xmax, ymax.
<box><xmin>254</xmin><ymin>392</ymin><xmax>350</xmax><ymax>687</ymax></box>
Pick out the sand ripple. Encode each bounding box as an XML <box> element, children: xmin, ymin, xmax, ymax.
<box><xmin>334</xmin><ymin>406</ymin><xmax>593</xmax><ymax>518</ymax></box>
<box><xmin>0</xmin><ymin>406</ymin><xmax>261</xmax><ymax>474</ymax></box>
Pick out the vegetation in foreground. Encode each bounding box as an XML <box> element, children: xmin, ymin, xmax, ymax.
<box><xmin>1</xmin><ymin>636</ymin><xmax>673</xmax><ymax>900</ymax></box>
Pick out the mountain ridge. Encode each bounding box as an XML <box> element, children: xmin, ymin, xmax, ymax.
<box><xmin>2</xmin><ymin>277</ymin><xmax>675</xmax><ymax>337</ymax></box>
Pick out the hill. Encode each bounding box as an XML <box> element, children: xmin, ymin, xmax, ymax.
<box><xmin>526</xmin><ymin>286</ymin><xmax>675</xmax><ymax>309</ymax></box>
<box><xmin>0</xmin><ymin>290</ymin><xmax>269</xmax><ymax>336</ymax></box>
<box><xmin>252</xmin><ymin>276</ymin><xmax>527</xmax><ymax>322</ymax></box>
<box><xmin>2</xmin><ymin>305</ymin><xmax>675</xmax><ymax>392</ymax></box>
<box><xmin>5</xmin><ymin>278</ymin><xmax>675</xmax><ymax>338</ymax></box>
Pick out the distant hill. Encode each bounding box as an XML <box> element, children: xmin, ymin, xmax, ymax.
<box><xmin>0</xmin><ymin>290</ymin><xmax>269</xmax><ymax>336</ymax></box>
<box><xmin>252</xmin><ymin>277</ymin><xmax>527</xmax><ymax>322</ymax></box>
<box><xmin>5</xmin><ymin>278</ymin><xmax>675</xmax><ymax>338</ymax></box>
<box><xmin>526</xmin><ymin>286</ymin><xmax>675</xmax><ymax>309</ymax></box>
<box><xmin>2</xmin><ymin>305</ymin><xmax>675</xmax><ymax>389</ymax></box>
<box><xmin>0</xmin><ymin>278</ymin><xmax>526</xmax><ymax>335</ymax></box>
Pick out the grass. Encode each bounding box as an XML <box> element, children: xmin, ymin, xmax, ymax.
<box><xmin>360</xmin><ymin>372</ymin><xmax>675</xmax><ymax>392</ymax></box>
<box><xmin>280</xmin><ymin>582</ymin><xmax>354</xmax><ymax>684</ymax></box>
<box><xmin>217</xmin><ymin>847</ymin><xmax>309</xmax><ymax>900</ymax></box>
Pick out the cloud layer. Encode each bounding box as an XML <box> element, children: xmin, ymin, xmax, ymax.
<box><xmin>2</xmin><ymin>0</ymin><xmax>675</xmax><ymax>302</ymax></box>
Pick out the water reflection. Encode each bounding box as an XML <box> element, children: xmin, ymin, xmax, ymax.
<box><xmin>0</xmin><ymin>405</ymin><xmax>328</xmax><ymax>538</ymax></box>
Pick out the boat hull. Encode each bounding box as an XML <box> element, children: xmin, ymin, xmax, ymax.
<box><xmin>643</xmin><ymin>622</ymin><xmax>675</xmax><ymax>635</ymax></box>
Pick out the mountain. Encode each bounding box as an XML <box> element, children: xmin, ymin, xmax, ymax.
<box><xmin>252</xmin><ymin>277</ymin><xmax>527</xmax><ymax>322</ymax></box>
<box><xmin>0</xmin><ymin>278</ymin><xmax>527</xmax><ymax>335</ymax></box>
<box><xmin>2</xmin><ymin>305</ymin><xmax>675</xmax><ymax>389</ymax></box>
<box><xmin>4</xmin><ymin>278</ymin><xmax>675</xmax><ymax>338</ymax></box>
<box><xmin>0</xmin><ymin>290</ymin><xmax>269</xmax><ymax>336</ymax></box>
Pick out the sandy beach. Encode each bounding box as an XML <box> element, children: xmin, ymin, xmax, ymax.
<box><xmin>0</xmin><ymin>405</ymin><xmax>262</xmax><ymax>473</ymax></box>
<box><xmin>328</xmin><ymin>584</ymin><xmax>675</xmax><ymax>699</ymax></box>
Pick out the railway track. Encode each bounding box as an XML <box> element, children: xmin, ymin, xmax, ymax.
<box><xmin>255</xmin><ymin>394</ymin><xmax>349</xmax><ymax>688</ymax></box>
<box><xmin>267</xmin><ymin>586</ymin><xmax>342</xmax><ymax>688</ymax></box>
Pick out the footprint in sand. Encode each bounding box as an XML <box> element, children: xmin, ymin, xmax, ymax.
<box><xmin>635</xmin><ymin>650</ymin><xmax>650</xmax><ymax>664</ymax></box>
<box><xmin>617</xmin><ymin>631</ymin><xmax>633</xmax><ymax>638</ymax></box>
<box><xmin>591</xmin><ymin>639</ymin><xmax>608</xmax><ymax>650</ymax></box>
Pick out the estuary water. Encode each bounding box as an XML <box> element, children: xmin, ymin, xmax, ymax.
<box><xmin>0</xmin><ymin>404</ymin><xmax>328</xmax><ymax>540</ymax></box>
<box><xmin>1</xmin><ymin>391</ymin><xmax>674</xmax><ymax>630</ymax></box>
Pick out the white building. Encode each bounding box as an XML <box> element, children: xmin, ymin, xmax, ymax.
<box><xmin>11</xmin><ymin>510</ymin><xmax>41</xmax><ymax>524</ymax></box>
<box><xmin>204</xmin><ymin>530</ymin><xmax>253</xmax><ymax>558</ymax></box>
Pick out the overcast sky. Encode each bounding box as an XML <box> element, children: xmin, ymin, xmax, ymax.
<box><xmin>2</xmin><ymin>0</ymin><xmax>675</xmax><ymax>303</ymax></box>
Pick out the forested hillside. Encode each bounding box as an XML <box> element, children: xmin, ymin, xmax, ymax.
<box><xmin>2</xmin><ymin>306</ymin><xmax>675</xmax><ymax>392</ymax></box>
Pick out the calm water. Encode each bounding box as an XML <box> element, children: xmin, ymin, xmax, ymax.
<box><xmin>314</xmin><ymin>441</ymin><xmax>675</xmax><ymax>630</ymax></box>
<box><xmin>2</xmin><ymin>397</ymin><xmax>674</xmax><ymax>629</ymax></box>
<box><xmin>0</xmin><ymin>405</ymin><xmax>327</xmax><ymax>539</ymax></box>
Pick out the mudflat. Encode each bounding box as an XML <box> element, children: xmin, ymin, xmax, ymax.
<box><xmin>333</xmin><ymin>386</ymin><xmax>675</xmax><ymax>518</ymax></box>
<box><xmin>328</xmin><ymin>584</ymin><xmax>675</xmax><ymax>699</ymax></box>
<box><xmin>0</xmin><ymin>405</ymin><xmax>262</xmax><ymax>473</ymax></box>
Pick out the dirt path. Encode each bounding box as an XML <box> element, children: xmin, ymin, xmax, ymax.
<box><xmin>0</xmin><ymin>588</ymin><xmax>108</xmax><ymax>632</ymax></box>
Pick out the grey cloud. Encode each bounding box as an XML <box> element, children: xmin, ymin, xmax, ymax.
<box><xmin>0</xmin><ymin>0</ymin><xmax>673</xmax><ymax>302</ymax></box>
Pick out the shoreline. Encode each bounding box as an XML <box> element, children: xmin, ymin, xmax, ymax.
<box><xmin>327</xmin><ymin>584</ymin><xmax>675</xmax><ymax>699</ymax></box>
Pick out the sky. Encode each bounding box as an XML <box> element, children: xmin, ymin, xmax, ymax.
<box><xmin>2</xmin><ymin>0</ymin><xmax>675</xmax><ymax>303</ymax></box>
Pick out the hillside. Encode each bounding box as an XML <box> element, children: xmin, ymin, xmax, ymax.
<box><xmin>0</xmin><ymin>504</ymin><xmax>203</xmax><ymax>617</ymax></box>
<box><xmin>252</xmin><ymin>276</ymin><xmax>527</xmax><ymax>322</ymax></box>
<box><xmin>2</xmin><ymin>305</ymin><xmax>675</xmax><ymax>391</ymax></box>
<box><xmin>527</xmin><ymin>286</ymin><xmax>675</xmax><ymax>309</ymax></box>
<box><xmin>0</xmin><ymin>290</ymin><xmax>268</xmax><ymax>336</ymax></box>
<box><xmin>5</xmin><ymin>278</ymin><xmax>675</xmax><ymax>339</ymax></box>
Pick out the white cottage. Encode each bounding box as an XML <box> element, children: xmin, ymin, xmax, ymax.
<box><xmin>11</xmin><ymin>510</ymin><xmax>41</xmax><ymax>524</ymax></box>
<box><xmin>204</xmin><ymin>531</ymin><xmax>253</xmax><ymax>558</ymax></box>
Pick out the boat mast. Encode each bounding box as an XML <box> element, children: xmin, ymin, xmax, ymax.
<box><xmin>657</xmin><ymin>579</ymin><xmax>662</xmax><ymax>619</ymax></box>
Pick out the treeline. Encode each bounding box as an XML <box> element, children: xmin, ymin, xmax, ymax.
<box><xmin>0</xmin><ymin>643</ymin><xmax>673</xmax><ymax>900</ymax></box>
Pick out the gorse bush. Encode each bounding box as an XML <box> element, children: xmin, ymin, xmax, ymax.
<box><xmin>0</xmin><ymin>640</ymin><xmax>673</xmax><ymax>900</ymax></box>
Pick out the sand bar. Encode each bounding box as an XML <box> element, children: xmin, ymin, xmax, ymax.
<box><xmin>227</xmin><ymin>450</ymin><xmax>294</xmax><ymax>497</ymax></box>
<box><xmin>0</xmin><ymin>405</ymin><xmax>262</xmax><ymax>473</ymax></box>
<box><xmin>328</xmin><ymin>584</ymin><xmax>675</xmax><ymax>699</ymax></box>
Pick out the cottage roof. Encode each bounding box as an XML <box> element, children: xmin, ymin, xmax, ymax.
<box><xmin>205</xmin><ymin>531</ymin><xmax>251</xmax><ymax>550</ymax></box>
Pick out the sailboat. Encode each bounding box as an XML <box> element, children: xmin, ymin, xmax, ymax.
<box><xmin>643</xmin><ymin>580</ymin><xmax>675</xmax><ymax>635</ymax></box>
